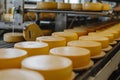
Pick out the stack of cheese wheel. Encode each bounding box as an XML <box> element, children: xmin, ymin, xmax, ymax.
<box><xmin>102</xmin><ymin>4</ymin><xmax>111</xmax><ymax>11</ymax></box>
<box><xmin>57</xmin><ymin>3</ymin><xmax>71</xmax><ymax>10</ymax></box>
<box><xmin>14</xmin><ymin>41</ymin><xmax>49</xmax><ymax>56</ymax></box>
<box><xmin>0</xmin><ymin>69</ymin><xmax>44</xmax><ymax>80</ymax></box>
<box><xmin>22</xmin><ymin>55</ymin><xmax>74</xmax><ymax>80</ymax></box>
<box><xmin>0</xmin><ymin>48</ymin><xmax>27</xmax><ymax>69</ymax></box>
<box><xmin>36</xmin><ymin>36</ymin><xmax>66</xmax><ymax>49</ymax></box>
<box><xmin>88</xmin><ymin>32</ymin><xmax>114</xmax><ymax>44</ymax></box>
<box><xmin>64</xmin><ymin>29</ymin><xmax>87</xmax><ymax>37</ymax></box>
<box><xmin>79</xmin><ymin>36</ymin><xmax>111</xmax><ymax>51</ymax></box>
<box><xmin>50</xmin><ymin>47</ymin><xmax>93</xmax><ymax>70</ymax></box>
<box><xmin>52</xmin><ymin>32</ymin><xmax>78</xmax><ymax>42</ymax></box>
<box><xmin>4</xmin><ymin>32</ymin><xmax>24</xmax><ymax>43</ymax></box>
<box><xmin>71</xmin><ymin>4</ymin><xmax>82</xmax><ymax>10</ymax></box>
<box><xmin>82</xmin><ymin>2</ymin><xmax>102</xmax><ymax>11</ymax></box>
<box><xmin>67</xmin><ymin>40</ymin><xmax>105</xmax><ymax>59</ymax></box>
<box><xmin>37</xmin><ymin>2</ymin><xmax>57</xmax><ymax>10</ymax></box>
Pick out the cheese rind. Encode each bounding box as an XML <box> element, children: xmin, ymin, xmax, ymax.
<box><xmin>50</xmin><ymin>47</ymin><xmax>91</xmax><ymax>68</ymax></box>
<box><xmin>0</xmin><ymin>48</ymin><xmax>27</xmax><ymax>69</ymax></box>
<box><xmin>57</xmin><ymin>3</ymin><xmax>71</xmax><ymax>10</ymax></box>
<box><xmin>37</xmin><ymin>2</ymin><xmax>57</xmax><ymax>10</ymax></box>
<box><xmin>67</xmin><ymin>40</ymin><xmax>102</xmax><ymax>57</ymax></box>
<box><xmin>52</xmin><ymin>32</ymin><xmax>78</xmax><ymax>42</ymax></box>
<box><xmin>14</xmin><ymin>41</ymin><xmax>49</xmax><ymax>56</ymax></box>
<box><xmin>4</xmin><ymin>32</ymin><xmax>24</xmax><ymax>42</ymax></box>
<box><xmin>22</xmin><ymin>55</ymin><xmax>73</xmax><ymax>80</ymax></box>
<box><xmin>71</xmin><ymin>4</ymin><xmax>82</xmax><ymax>10</ymax></box>
<box><xmin>36</xmin><ymin>36</ymin><xmax>66</xmax><ymax>49</ymax></box>
<box><xmin>79</xmin><ymin>36</ymin><xmax>109</xmax><ymax>48</ymax></box>
<box><xmin>0</xmin><ymin>69</ymin><xmax>44</xmax><ymax>80</ymax></box>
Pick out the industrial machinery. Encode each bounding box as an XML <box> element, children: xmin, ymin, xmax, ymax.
<box><xmin>0</xmin><ymin>0</ymin><xmax>120</xmax><ymax>80</ymax></box>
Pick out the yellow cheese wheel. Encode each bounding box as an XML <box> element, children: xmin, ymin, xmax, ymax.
<box><xmin>3</xmin><ymin>32</ymin><xmax>24</xmax><ymax>43</ymax></box>
<box><xmin>2</xmin><ymin>14</ymin><xmax>13</xmax><ymax>22</ymax></box>
<box><xmin>23</xmin><ymin>23</ymin><xmax>43</xmax><ymax>41</ymax></box>
<box><xmin>64</xmin><ymin>29</ymin><xmax>87</xmax><ymax>36</ymax></box>
<box><xmin>58</xmin><ymin>3</ymin><xmax>71</xmax><ymax>10</ymax></box>
<box><xmin>0</xmin><ymin>69</ymin><xmax>44</xmax><ymax>80</ymax></box>
<box><xmin>14</xmin><ymin>41</ymin><xmax>49</xmax><ymax>56</ymax></box>
<box><xmin>22</xmin><ymin>55</ymin><xmax>73</xmax><ymax>80</ymax></box>
<box><xmin>71</xmin><ymin>4</ymin><xmax>82</xmax><ymax>10</ymax></box>
<box><xmin>36</xmin><ymin>36</ymin><xmax>66</xmax><ymax>49</ymax></box>
<box><xmin>42</xmin><ymin>29</ymin><xmax>52</xmax><ymax>36</ymax></box>
<box><xmin>50</xmin><ymin>47</ymin><xmax>90</xmax><ymax>68</ymax></box>
<box><xmin>67</xmin><ymin>40</ymin><xmax>102</xmax><ymax>57</ymax></box>
<box><xmin>52</xmin><ymin>32</ymin><xmax>78</xmax><ymax>42</ymax></box>
<box><xmin>88</xmin><ymin>32</ymin><xmax>114</xmax><ymax>43</ymax></box>
<box><xmin>102</xmin><ymin>4</ymin><xmax>111</xmax><ymax>11</ymax></box>
<box><xmin>0</xmin><ymin>48</ymin><xmax>27</xmax><ymax>69</ymax></box>
<box><xmin>83</xmin><ymin>2</ymin><xmax>102</xmax><ymax>11</ymax></box>
<box><xmin>79</xmin><ymin>36</ymin><xmax>109</xmax><ymax>48</ymax></box>
<box><xmin>40</xmin><ymin>13</ymin><xmax>56</xmax><ymax>20</ymax></box>
<box><xmin>37</xmin><ymin>2</ymin><xmax>57</xmax><ymax>10</ymax></box>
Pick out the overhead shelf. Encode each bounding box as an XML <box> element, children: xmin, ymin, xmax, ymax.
<box><xmin>24</xmin><ymin>8</ymin><xmax>112</xmax><ymax>17</ymax></box>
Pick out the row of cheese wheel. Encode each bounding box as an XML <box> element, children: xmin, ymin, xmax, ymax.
<box><xmin>37</xmin><ymin>2</ymin><xmax>111</xmax><ymax>11</ymax></box>
<box><xmin>1</xmin><ymin>23</ymin><xmax>120</xmax><ymax>80</ymax></box>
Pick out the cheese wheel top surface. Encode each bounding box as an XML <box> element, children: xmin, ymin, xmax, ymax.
<box><xmin>22</xmin><ymin>55</ymin><xmax>72</xmax><ymax>70</ymax></box>
<box><xmin>14</xmin><ymin>41</ymin><xmax>48</xmax><ymax>48</ymax></box>
<box><xmin>68</xmin><ymin>40</ymin><xmax>101</xmax><ymax>47</ymax></box>
<box><xmin>52</xmin><ymin>32</ymin><xmax>77</xmax><ymax>37</ymax></box>
<box><xmin>79</xmin><ymin>36</ymin><xmax>109</xmax><ymax>41</ymax></box>
<box><xmin>4</xmin><ymin>32</ymin><xmax>23</xmax><ymax>37</ymax></box>
<box><xmin>0</xmin><ymin>69</ymin><xmax>44</xmax><ymax>80</ymax></box>
<box><xmin>50</xmin><ymin>47</ymin><xmax>90</xmax><ymax>56</ymax></box>
<box><xmin>0</xmin><ymin>48</ymin><xmax>27</xmax><ymax>59</ymax></box>
<box><xmin>36</xmin><ymin>36</ymin><xmax>66</xmax><ymax>42</ymax></box>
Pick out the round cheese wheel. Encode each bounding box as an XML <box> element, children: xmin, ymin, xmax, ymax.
<box><xmin>64</xmin><ymin>29</ymin><xmax>87</xmax><ymax>36</ymax></box>
<box><xmin>36</xmin><ymin>36</ymin><xmax>66</xmax><ymax>49</ymax></box>
<box><xmin>40</xmin><ymin>13</ymin><xmax>56</xmax><ymax>20</ymax></box>
<box><xmin>14</xmin><ymin>41</ymin><xmax>49</xmax><ymax>56</ymax></box>
<box><xmin>79</xmin><ymin>36</ymin><xmax>109</xmax><ymax>48</ymax></box>
<box><xmin>102</xmin><ymin>4</ymin><xmax>111</xmax><ymax>11</ymax></box>
<box><xmin>67</xmin><ymin>40</ymin><xmax>102</xmax><ymax>57</ymax></box>
<box><xmin>22</xmin><ymin>55</ymin><xmax>73</xmax><ymax>80</ymax></box>
<box><xmin>37</xmin><ymin>2</ymin><xmax>57</xmax><ymax>10</ymax></box>
<box><xmin>52</xmin><ymin>32</ymin><xmax>78</xmax><ymax>42</ymax></box>
<box><xmin>71</xmin><ymin>4</ymin><xmax>82</xmax><ymax>10</ymax></box>
<box><xmin>57</xmin><ymin>3</ymin><xmax>71</xmax><ymax>10</ymax></box>
<box><xmin>82</xmin><ymin>2</ymin><xmax>102</xmax><ymax>11</ymax></box>
<box><xmin>0</xmin><ymin>69</ymin><xmax>44</xmax><ymax>80</ymax></box>
<box><xmin>42</xmin><ymin>29</ymin><xmax>52</xmax><ymax>36</ymax></box>
<box><xmin>2</xmin><ymin>14</ymin><xmax>13</xmax><ymax>22</ymax></box>
<box><xmin>88</xmin><ymin>32</ymin><xmax>114</xmax><ymax>43</ymax></box>
<box><xmin>4</xmin><ymin>32</ymin><xmax>24</xmax><ymax>43</ymax></box>
<box><xmin>0</xmin><ymin>48</ymin><xmax>27</xmax><ymax>69</ymax></box>
<box><xmin>50</xmin><ymin>47</ymin><xmax>90</xmax><ymax>68</ymax></box>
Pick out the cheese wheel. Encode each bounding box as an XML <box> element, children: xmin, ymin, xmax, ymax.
<box><xmin>83</xmin><ymin>2</ymin><xmax>102</xmax><ymax>11</ymax></box>
<box><xmin>22</xmin><ymin>55</ymin><xmax>73</xmax><ymax>80</ymax></box>
<box><xmin>64</xmin><ymin>29</ymin><xmax>87</xmax><ymax>36</ymax></box>
<box><xmin>0</xmin><ymin>69</ymin><xmax>44</xmax><ymax>80</ymax></box>
<box><xmin>0</xmin><ymin>48</ymin><xmax>27</xmax><ymax>69</ymax></box>
<box><xmin>36</xmin><ymin>36</ymin><xmax>66</xmax><ymax>49</ymax></box>
<box><xmin>4</xmin><ymin>32</ymin><xmax>24</xmax><ymax>43</ymax></box>
<box><xmin>42</xmin><ymin>29</ymin><xmax>52</xmax><ymax>36</ymax></box>
<box><xmin>52</xmin><ymin>32</ymin><xmax>78</xmax><ymax>42</ymax></box>
<box><xmin>58</xmin><ymin>3</ymin><xmax>71</xmax><ymax>10</ymax></box>
<box><xmin>40</xmin><ymin>13</ymin><xmax>56</xmax><ymax>20</ymax></box>
<box><xmin>14</xmin><ymin>41</ymin><xmax>49</xmax><ymax>56</ymax></box>
<box><xmin>79</xmin><ymin>36</ymin><xmax>109</xmax><ymax>48</ymax></box>
<box><xmin>50</xmin><ymin>47</ymin><xmax>90</xmax><ymax>68</ymax></box>
<box><xmin>71</xmin><ymin>4</ymin><xmax>82</xmax><ymax>10</ymax></box>
<box><xmin>37</xmin><ymin>2</ymin><xmax>57</xmax><ymax>10</ymax></box>
<box><xmin>23</xmin><ymin>23</ymin><xmax>43</xmax><ymax>41</ymax></box>
<box><xmin>102</xmin><ymin>4</ymin><xmax>111</xmax><ymax>11</ymax></box>
<box><xmin>88</xmin><ymin>32</ymin><xmax>114</xmax><ymax>43</ymax></box>
<box><xmin>67</xmin><ymin>40</ymin><xmax>102</xmax><ymax>57</ymax></box>
<box><xmin>2</xmin><ymin>14</ymin><xmax>13</xmax><ymax>22</ymax></box>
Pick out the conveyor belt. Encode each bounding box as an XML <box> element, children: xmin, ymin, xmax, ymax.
<box><xmin>0</xmin><ymin>40</ymin><xmax>15</xmax><ymax>48</ymax></box>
